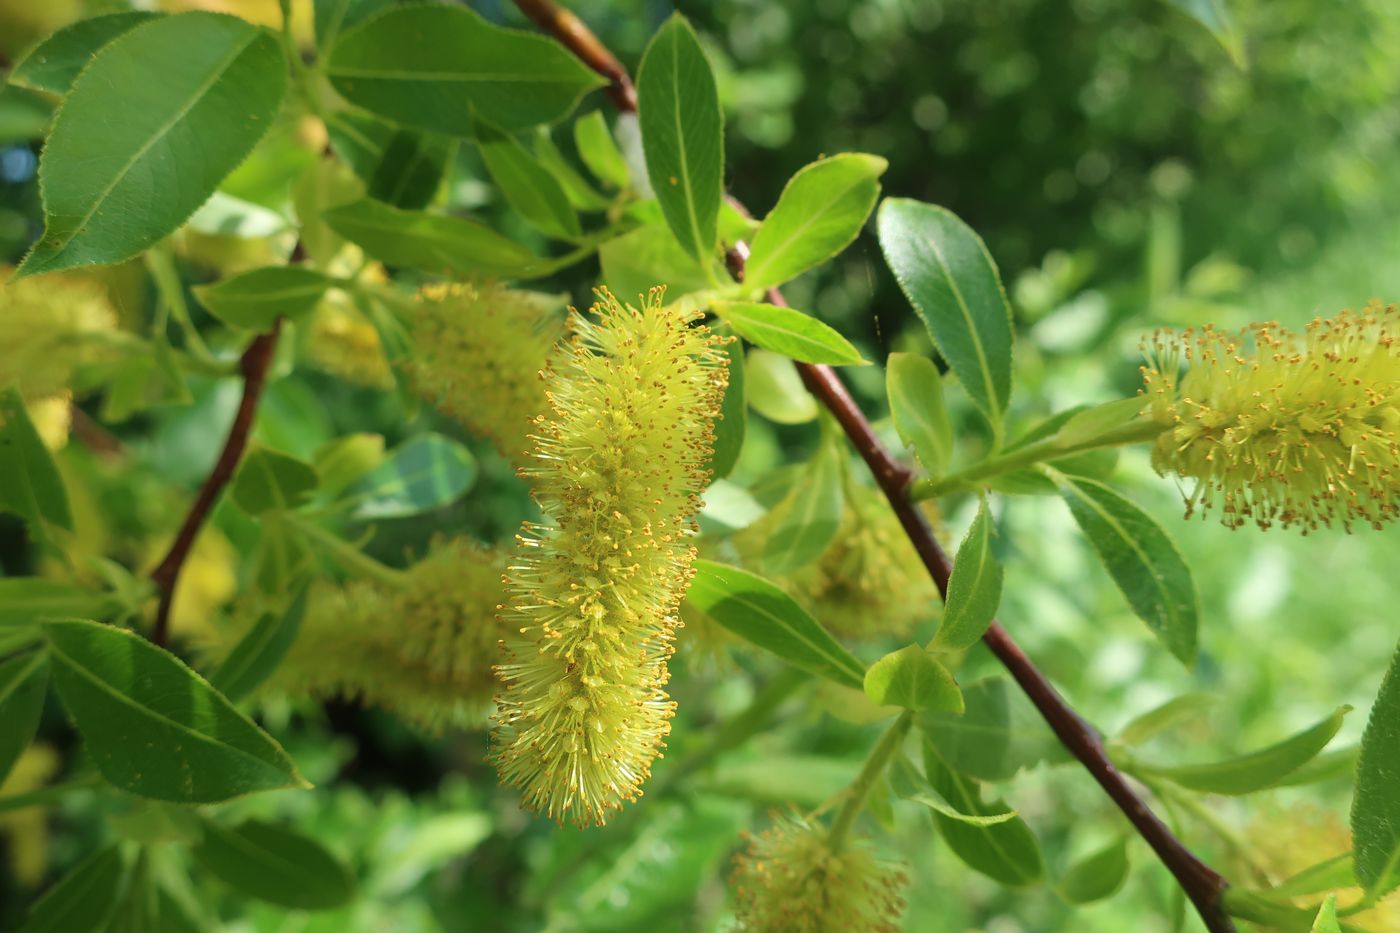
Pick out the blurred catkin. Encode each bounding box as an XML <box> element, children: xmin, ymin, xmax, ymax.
<box><xmin>492</xmin><ymin>288</ymin><xmax>728</xmax><ymax>828</ymax></box>
<box><xmin>403</xmin><ymin>283</ymin><xmax>566</xmax><ymax>463</ymax></box>
<box><xmin>731</xmin><ymin>815</ymin><xmax>908</xmax><ymax>933</ymax></box>
<box><xmin>0</xmin><ymin>744</ymin><xmax>60</xmax><ymax>887</ymax></box>
<box><xmin>1143</xmin><ymin>301</ymin><xmax>1400</xmax><ymax>531</ymax></box>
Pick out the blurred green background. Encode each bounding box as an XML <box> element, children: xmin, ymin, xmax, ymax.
<box><xmin>2</xmin><ymin>0</ymin><xmax>1399</xmax><ymax>930</ymax></box>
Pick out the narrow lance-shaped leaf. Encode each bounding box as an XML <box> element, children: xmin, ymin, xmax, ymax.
<box><xmin>0</xmin><ymin>578</ymin><xmax>119</xmax><ymax>627</ymax></box>
<box><xmin>713</xmin><ymin>301</ymin><xmax>865</xmax><ymax>366</ymax></box>
<box><xmin>17</xmin><ymin>13</ymin><xmax>287</xmax><ymax>277</ymax></box>
<box><xmin>1057</xmin><ymin>838</ymin><xmax>1130</xmax><ymax>905</ymax></box>
<box><xmin>888</xmin><ymin>755</ymin><xmax>1019</xmax><ymax>826</ymax></box>
<box><xmin>704</xmin><ymin>324</ymin><xmax>746</xmax><ymax>481</ymax></box>
<box><xmin>575</xmin><ymin>110</ymin><xmax>631</xmax><ymax>189</ymax></box>
<box><xmin>474</xmin><ymin>119</ymin><xmax>580</xmax><ymax>239</ymax></box>
<box><xmin>886</xmin><ymin>352</ymin><xmax>954</xmax><ymax>476</ymax></box>
<box><xmin>193</xmin><ymin>817</ymin><xmax>356</xmax><ymax>909</ymax></box>
<box><xmin>1056</xmin><ymin>472</ymin><xmax>1199</xmax><ymax>665</ymax></box>
<box><xmin>686</xmin><ymin>560</ymin><xmax>866</xmax><ymax>690</ymax></box>
<box><xmin>755</xmin><ymin>434</ymin><xmax>844</xmax><ymax>575</ymax></box>
<box><xmin>323</xmin><ymin>110</ymin><xmax>451</xmax><ymax>211</ymax></box>
<box><xmin>864</xmin><ymin>645</ymin><xmax>962</xmax><ymax>713</ymax></box>
<box><xmin>18</xmin><ymin>845</ymin><xmax>127</xmax><ymax>933</ymax></box>
<box><xmin>636</xmin><ymin>14</ymin><xmax>724</xmax><ymax>262</ymax></box>
<box><xmin>211</xmin><ymin>586</ymin><xmax>309</xmax><ymax>703</ymax></box>
<box><xmin>326</xmin><ymin>4</ymin><xmax>604</xmax><ymax>135</ymax></box>
<box><xmin>194</xmin><ymin>267</ymin><xmax>332</xmax><ymax>331</ymax></box>
<box><xmin>44</xmin><ymin>619</ymin><xmax>307</xmax><ymax>803</ymax></box>
<box><xmin>1310</xmin><ymin>894</ymin><xmax>1341</xmax><ymax>933</ymax></box>
<box><xmin>923</xmin><ymin>676</ymin><xmax>1068</xmax><ymax>782</ymax></box>
<box><xmin>9</xmin><ymin>12</ymin><xmax>161</xmax><ymax>95</ymax></box>
<box><xmin>0</xmin><ymin>388</ymin><xmax>72</xmax><ymax>531</ymax></box>
<box><xmin>322</xmin><ymin>199</ymin><xmax>543</xmax><ymax>280</ymax></box>
<box><xmin>933</xmin><ymin>498</ymin><xmax>1003</xmax><ymax>651</ymax></box>
<box><xmin>923</xmin><ymin>745</ymin><xmax>1045</xmax><ymax>886</ymax></box>
<box><xmin>1138</xmin><ymin>706</ymin><xmax>1350</xmax><ymax>795</ymax></box>
<box><xmin>877</xmin><ymin>199</ymin><xmax>1015</xmax><ymax>433</ymax></box>
<box><xmin>0</xmin><ymin>652</ymin><xmax>48</xmax><ymax>784</ymax></box>
<box><xmin>1116</xmin><ymin>692</ymin><xmax>1216</xmax><ymax>746</ymax></box>
<box><xmin>1352</xmin><ymin>639</ymin><xmax>1400</xmax><ymax>899</ymax></box>
<box><xmin>745</xmin><ymin>153</ymin><xmax>887</xmax><ymax>290</ymax></box>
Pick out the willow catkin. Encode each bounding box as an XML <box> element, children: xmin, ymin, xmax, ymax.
<box><xmin>492</xmin><ymin>288</ymin><xmax>728</xmax><ymax>827</ymax></box>
<box><xmin>1142</xmin><ymin>301</ymin><xmax>1400</xmax><ymax>531</ymax></box>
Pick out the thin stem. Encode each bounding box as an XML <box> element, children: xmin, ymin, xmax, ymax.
<box><xmin>1140</xmin><ymin>772</ymin><xmax>1275</xmax><ymax>887</ymax></box>
<box><xmin>827</xmin><ymin>710</ymin><xmax>913</xmax><ymax>852</ymax></box>
<box><xmin>285</xmin><ymin>515</ymin><xmax>410</xmax><ymax>588</ymax></box>
<box><xmin>0</xmin><ymin>776</ymin><xmax>103</xmax><ymax>815</ymax></box>
<box><xmin>145</xmin><ymin>246</ymin><xmax>220</xmax><ymax>368</ymax></box>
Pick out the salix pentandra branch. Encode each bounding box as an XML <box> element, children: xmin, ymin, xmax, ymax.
<box><xmin>509</xmin><ymin>2</ymin><xmax>1235</xmax><ymax>929</ymax></box>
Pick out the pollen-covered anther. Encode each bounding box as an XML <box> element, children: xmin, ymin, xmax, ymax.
<box><xmin>491</xmin><ymin>287</ymin><xmax>728</xmax><ymax>827</ymax></box>
<box><xmin>1141</xmin><ymin>301</ymin><xmax>1400</xmax><ymax>532</ymax></box>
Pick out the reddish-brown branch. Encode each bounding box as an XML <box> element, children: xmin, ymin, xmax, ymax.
<box><xmin>514</xmin><ymin>1</ymin><xmax>1236</xmax><ymax>928</ymax></box>
<box><xmin>150</xmin><ymin>322</ymin><xmax>281</xmax><ymax>647</ymax></box>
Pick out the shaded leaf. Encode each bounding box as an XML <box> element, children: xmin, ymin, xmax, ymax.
<box><xmin>193</xmin><ymin>818</ymin><xmax>356</xmax><ymax>909</ymax></box>
<box><xmin>0</xmin><ymin>578</ymin><xmax>118</xmax><ymax>627</ymax></box>
<box><xmin>1116</xmin><ymin>692</ymin><xmax>1216</xmax><ymax>746</ymax></box>
<box><xmin>755</xmin><ymin>436</ymin><xmax>844</xmax><ymax>575</ymax></box>
<box><xmin>886</xmin><ymin>352</ymin><xmax>954</xmax><ymax>476</ymax></box>
<box><xmin>574</xmin><ymin>110</ymin><xmax>630</xmax><ymax>189</ymax></box>
<box><xmin>704</xmin><ymin>324</ymin><xmax>746</xmax><ymax>481</ymax></box>
<box><xmin>924</xmin><ymin>746</ymin><xmax>1044</xmax><ymax>886</ymax></box>
<box><xmin>0</xmin><ymin>388</ymin><xmax>72</xmax><ymax>531</ymax></box>
<box><xmin>9</xmin><ymin>12</ymin><xmax>162</xmax><ymax>95</ymax></box>
<box><xmin>322</xmin><ymin>198</ymin><xmax>543</xmax><ymax>279</ymax></box>
<box><xmin>864</xmin><ymin>646</ymin><xmax>962</xmax><ymax>712</ymax></box>
<box><xmin>19</xmin><ymin>845</ymin><xmax>126</xmax><ymax>933</ymax></box>
<box><xmin>324</xmin><ymin>109</ymin><xmax>451</xmax><ymax>211</ymax></box>
<box><xmin>475</xmin><ymin>119</ymin><xmax>580</xmax><ymax>239</ymax></box>
<box><xmin>194</xmin><ymin>267</ymin><xmax>331</xmax><ymax>331</ymax></box>
<box><xmin>1058</xmin><ymin>838</ymin><xmax>1130</xmax><ymax>904</ymax></box>
<box><xmin>889</xmin><ymin>755</ymin><xmax>1018</xmax><ymax>826</ymax></box>
<box><xmin>714</xmin><ymin>301</ymin><xmax>865</xmax><ymax>365</ymax></box>
<box><xmin>745</xmin><ymin>348</ymin><xmax>818</xmax><ymax>424</ymax></box>
<box><xmin>346</xmin><ymin>433</ymin><xmax>477</xmax><ymax>519</ymax></box>
<box><xmin>933</xmin><ymin>498</ymin><xmax>1003</xmax><ymax>651</ymax></box>
<box><xmin>1352</xmin><ymin>639</ymin><xmax>1400</xmax><ymax>899</ymax></box>
<box><xmin>231</xmin><ymin>447</ymin><xmax>319</xmax><ymax>515</ymax></box>
<box><xmin>0</xmin><ymin>651</ymin><xmax>48</xmax><ymax>784</ymax></box>
<box><xmin>923</xmin><ymin>676</ymin><xmax>1068</xmax><ymax>782</ymax></box>
<box><xmin>211</xmin><ymin>586</ymin><xmax>309</xmax><ymax>703</ymax></box>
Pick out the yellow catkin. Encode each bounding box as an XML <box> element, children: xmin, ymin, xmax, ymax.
<box><xmin>241</xmin><ymin>538</ymin><xmax>505</xmax><ymax>730</ymax></box>
<box><xmin>403</xmin><ymin>283</ymin><xmax>565</xmax><ymax>463</ymax></box>
<box><xmin>492</xmin><ymin>288</ymin><xmax>728</xmax><ymax>828</ymax></box>
<box><xmin>1142</xmin><ymin>301</ymin><xmax>1400</xmax><ymax>531</ymax></box>
<box><xmin>0</xmin><ymin>744</ymin><xmax>60</xmax><ymax>887</ymax></box>
<box><xmin>731</xmin><ymin>815</ymin><xmax>908</xmax><ymax>933</ymax></box>
<box><xmin>306</xmin><ymin>295</ymin><xmax>395</xmax><ymax>389</ymax></box>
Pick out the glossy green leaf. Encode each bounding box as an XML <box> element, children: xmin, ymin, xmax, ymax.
<box><xmin>705</xmin><ymin>324</ymin><xmax>746</xmax><ymax>481</ymax></box>
<box><xmin>0</xmin><ymin>388</ymin><xmax>72</xmax><ymax>531</ymax></box>
<box><xmin>193</xmin><ymin>818</ymin><xmax>356</xmax><ymax>909</ymax></box>
<box><xmin>924</xmin><ymin>747</ymin><xmax>1044</xmax><ymax>886</ymax></box>
<box><xmin>889</xmin><ymin>755</ymin><xmax>1018</xmax><ymax>826</ymax></box>
<box><xmin>0</xmin><ymin>578</ymin><xmax>118</xmax><ymax>627</ymax></box>
<box><xmin>933</xmin><ymin>498</ymin><xmax>1003</xmax><ymax>651</ymax></box>
<box><xmin>475</xmin><ymin>120</ymin><xmax>580</xmax><ymax>239</ymax></box>
<box><xmin>9</xmin><ymin>12</ymin><xmax>161</xmax><ymax>95</ymax></box>
<box><xmin>1310</xmin><ymin>894</ymin><xmax>1341</xmax><ymax>933</ymax></box>
<box><xmin>1166</xmin><ymin>0</ymin><xmax>1245</xmax><ymax>68</ymax></box>
<box><xmin>746</xmin><ymin>348</ymin><xmax>819</xmax><ymax>424</ymax></box>
<box><xmin>0</xmin><ymin>652</ymin><xmax>48</xmax><ymax>784</ymax></box>
<box><xmin>231</xmin><ymin>447</ymin><xmax>319</xmax><ymax>515</ymax></box>
<box><xmin>1116</xmin><ymin>692</ymin><xmax>1216</xmax><ymax>746</ymax></box>
<box><xmin>1141</xmin><ymin>706</ymin><xmax>1350</xmax><ymax>795</ymax></box>
<box><xmin>1052</xmin><ymin>397</ymin><xmax>1148</xmax><ymax>449</ymax></box>
<box><xmin>877</xmin><ymin>199</ymin><xmax>1015</xmax><ymax>431</ymax></box>
<box><xmin>714</xmin><ymin>301</ymin><xmax>865</xmax><ymax>365</ymax></box>
<box><xmin>1058</xmin><ymin>838</ymin><xmax>1130</xmax><ymax>904</ymax></box>
<box><xmin>326</xmin><ymin>4</ymin><xmax>604</xmax><ymax>135</ymax></box>
<box><xmin>755</xmin><ymin>436</ymin><xmax>844</xmax><ymax>575</ymax></box>
<box><xmin>17</xmin><ymin>13</ymin><xmax>287</xmax><ymax>277</ymax></box>
<box><xmin>19</xmin><ymin>845</ymin><xmax>126</xmax><ymax>933</ymax></box>
<box><xmin>745</xmin><ymin>153</ymin><xmax>887</xmax><ymax>289</ymax></box>
<box><xmin>322</xmin><ymin>198</ymin><xmax>543</xmax><ymax>279</ymax></box>
<box><xmin>864</xmin><ymin>645</ymin><xmax>962</xmax><ymax>712</ymax></box>
<box><xmin>574</xmin><ymin>110</ymin><xmax>630</xmax><ymax>189</ymax></box>
<box><xmin>1353</xmin><ymin>639</ymin><xmax>1400</xmax><ymax>899</ymax></box>
<box><xmin>324</xmin><ymin>110</ymin><xmax>452</xmax><ymax>210</ymax></box>
<box><xmin>533</xmin><ymin>127</ymin><xmax>611</xmax><ymax>211</ymax></box>
<box><xmin>1057</xmin><ymin>473</ymin><xmax>1198</xmax><ymax>664</ymax></box>
<box><xmin>211</xmin><ymin>587</ymin><xmax>309</xmax><ymax>703</ymax></box>
<box><xmin>44</xmin><ymin>619</ymin><xmax>306</xmax><ymax>803</ymax></box>
<box><xmin>886</xmin><ymin>352</ymin><xmax>954</xmax><ymax>476</ymax></box>
<box><xmin>923</xmin><ymin>676</ymin><xmax>1068</xmax><ymax>782</ymax></box>
<box><xmin>637</xmin><ymin>14</ymin><xmax>724</xmax><ymax>262</ymax></box>
<box><xmin>346</xmin><ymin>433</ymin><xmax>477</xmax><ymax>519</ymax></box>
<box><xmin>598</xmin><ymin>222</ymin><xmax>710</xmax><ymax>302</ymax></box>
<box><xmin>194</xmin><ymin>267</ymin><xmax>331</xmax><ymax>331</ymax></box>
<box><xmin>686</xmin><ymin>560</ymin><xmax>866</xmax><ymax>690</ymax></box>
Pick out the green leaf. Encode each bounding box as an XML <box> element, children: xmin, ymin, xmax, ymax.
<box><xmin>696</xmin><ymin>755</ymin><xmax>853</xmax><ymax>808</ymax></box>
<box><xmin>0</xmin><ymin>388</ymin><xmax>73</xmax><ymax>531</ymax></box>
<box><xmin>19</xmin><ymin>845</ymin><xmax>126</xmax><ymax>933</ymax></box>
<box><xmin>1310</xmin><ymin>894</ymin><xmax>1341</xmax><ymax>933</ymax></box>
<box><xmin>17</xmin><ymin>13</ymin><xmax>287</xmax><ymax>277</ymax></box>
<box><xmin>1052</xmin><ymin>397</ymin><xmax>1148</xmax><ymax>449</ymax></box>
<box><xmin>686</xmin><ymin>560</ymin><xmax>866</xmax><ymax>690</ymax></box>
<box><xmin>924</xmin><ymin>746</ymin><xmax>1044</xmax><ymax>886</ymax></box>
<box><xmin>312</xmin><ymin>433</ymin><xmax>386</xmax><ymax>498</ymax></box>
<box><xmin>231</xmin><ymin>447</ymin><xmax>319</xmax><ymax>515</ymax></box>
<box><xmin>877</xmin><ymin>199</ymin><xmax>1015</xmax><ymax>433</ymax></box>
<box><xmin>923</xmin><ymin>676</ymin><xmax>1068</xmax><ymax>782</ymax></box>
<box><xmin>745</xmin><ymin>153</ymin><xmax>887</xmax><ymax>289</ymax></box>
<box><xmin>933</xmin><ymin>498</ymin><xmax>1003</xmax><ymax>651</ymax></box>
<box><xmin>0</xmin><ymin>651</ymin><xmax>48</xmax><ymax>784</ymax></box>
<box><xmin>9</xmin><ymin>12</ymin><xmax>162</xmax><ymax>95</ymax></box>
<box><xmin>314</xmin><ymin>0</ymin><xmax>395</xmax><ymax>53</ymax></box>
<box><xmin>533</xmin><ymin>127</ymin><xmax>611</xmax><ymax>211</ymax></box>
<box><xmin>1260</xmin><ymin>854</ymin><xmax>1355</xmax><ymax>900</ymax></box>
<box><xmin>574</xmin><ymin>110</ymin><xmax>630</xmax><ymax>189</ymax></box>
<box><xmin>193</xmin><ymin>818</ymin><xmax>356</xmax><ymax>909</ymax></box>
<box><xmin>1055</xmin><ymin>473</ymin><xmax>1199</xmax><ymax>664</ymax></box>
<box><xmin>475</xmin><ymin>120</ymin><xmax>580</xmax><ymax>239</ymax></box>
<box><xmin>889</xmin><ymin>755</ymin><xmax>1018</xmax><ymax>826</ymax></box>
<box><xmin>1140</xmin><ymin>706</ymin><xmax>1350</xmax><ymax>795</ymax></box>
<box><xmin>324</xmin><ymin>110</ymin><xmax>452</xmax><ymax>211</ymax></box>
<box><xmin>1352</xmin><ymin>639</ymin><xmax>1400</xmax><ymax>899</ymax></box>
<box><xmin>322</xmin><ymin>198</ymin><xmax>543</xmax><ymax>279</ymax></box>
<box><xmin>326</xmin><ymin>4</ymin><xmax>604</xmax><ymax>135</ymax></box>
<box><xmin>1165</xmin><ymin>0</ymin><xmax>1245</xmax><ymax>68</ymax></box>
<box><xmin>745</xmin><ymin>348</ymin><xmax>819</xmax><ymax>424</ymax></box>
<box><xmin>864</xmin><ymin>645</ymin><xmax>962</xmax><ymax>713</ymax></box>
<box><xmin>43</xmin><ymin>619</ymin><xmax>306</xmax><ymax>803</ymax></box>
<box><xmin>636</xmin><ymin>14</ymin><xmax>724</xmax><ymax>262</ymax></box>
<box><xmin>194</xmin><ymin>267</ymin><xmax>331</xmax><ymax>331</ymax></box>
<box><xmin>755</xmin><ymin>435</ymin><xmax>844</xmax><ymax>575</ymax></box>
<box><xmin>0</xmin><ymin>578</ymin><xmax>118</xmax><ymax>627</ymax></box>
<box><xmin>211</xmin><ymin>587</ymin><xmax>309</xmax><ymax>703</ymax></box>
<box><xmin>0</xmin><ymin>85</ymin><xmax>54</xmax><ymax>144</ymax></box>
<box><xmin>598</xmin><ymin>222</ymin><xmax>710</xmax><ymax>302</ymax></box>
<box><xmin>714</xmin><ymin>301</ymin><xmax>865</xmax><ymax>366</ymax></box>
<box><xmin>886</xmin><ymin>352</ymin><xmax>954</xmax><ymax>476</ymax></box>
<box><xmin>1116</xmin><ymin>692</ymin><xmax>1216</xmax><ymax>746</ymax></box>
<box><xmin>346</xmin><ymin>433</ymin><xmax>477</xmax><ymax>519</ymax></box>
<box><xmin>1058</xmin><ymin>838</ymin><xmax>1130</xmax><ymax>904</ymax></box>
<box><xmin>705</xmin><ymin>324</ymin><xmax>746</xmax><ymax>481</ymax></box>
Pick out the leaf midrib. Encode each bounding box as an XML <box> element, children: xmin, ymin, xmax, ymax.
<box><xmin>749</xmin><ymin>163</ymin><xmax>872</xmax><ymax>284</ymax></box>
<box><xmin>920</xmin><ymin>227</ymin><xmax>1002</xmax><ymax>424</ymax></box>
